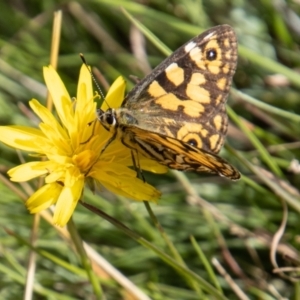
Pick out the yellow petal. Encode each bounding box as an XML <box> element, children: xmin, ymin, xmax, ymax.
<box><xmin>46</xmin><ymin>154</ymin><xmax>71</xmax><ymax>165</ymax></box>
<box><xmin>65</xmin><ymin>166</ymin><xmax>83</xmax><ymax>187</ymax></box>
<box><xmin>101</xmin><ymin>76</ymin><xmax>126</xmax><ymax>111</ymax></box>
<box><xmin>76</xmin><ymin>64</ymin><xmax>94</xmax><ymax>111</ymax></box>
<box><xmin>99</xmin><ymin>139</ymin><xmax>132</xmax><ymax>162</ymax></box>
<box><xmin>29</xmin><ymin>99</ymin><xmax>69</xmax><ymax>141</ymax></box>
<box><xmin>39</xmin><ymin>123</ymin><xmax>72</xmax><ymax>156</ymax></box>
<box><xmin>92</xmin><ymin>164</ymin><xmax>161</xmax><ymax>201</ymax></box>
<box><xmin>72</xmin><ymin>65</ymin><xmax>96</xmax><ymax>143</ymax></box>
<box><xmin>8</xmin><ymin>161</ymin><xmax>53</xmax><ymax>181</ymax></box>
<box><xmin>26</xmin><ymin>183</ymin><xmax>63</xmax><ymax>213</ymax></box>
<box><xmin>53</xmin><ymin>178</ymin><xmax>84</xmax><ymax>226</ymax></box>
<box><xmin>101</xmin><ymin>176</ymin><xmax>160</xmax><ymax>202</ymax></box>
<box><xmin>0</xmin><ymin>125</ymin><xmax>46</xmax><ymax>152</ymax></box>
<box><xmin>91</xmin><ymin>162</ymin><xmax>137</xmax><ymax>179</ymax></box>
<box><xmin>43</xmin><ymin>66</ymin><xmax>73</xmax><ymax>129</ymax></box>
<box><xmin>45</xmin><ymin>169</ymin><xmax>65</xmax><ymax>183</ymax></box>
<box><xmin>139</xmin><ymin>158</ymin><xmax>168</xmax><ymax>174</ymax></box>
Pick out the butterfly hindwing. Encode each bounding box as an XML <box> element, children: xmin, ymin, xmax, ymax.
<box><xmin>121</xmin><ymin>126</ymin><xmax>240</xmax><ymax>180</ymax></box>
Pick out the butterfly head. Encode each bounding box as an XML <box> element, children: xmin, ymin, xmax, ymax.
<box><xmin>97</xmin><ymin>108</ymin><xmax>117</xmax><ymax>133</ymax></box>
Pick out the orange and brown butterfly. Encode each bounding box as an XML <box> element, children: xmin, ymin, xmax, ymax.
<box><xmin>97</xmin><ymin>24</ymin><xmax>240</xmax><ymax>180</ymax></box>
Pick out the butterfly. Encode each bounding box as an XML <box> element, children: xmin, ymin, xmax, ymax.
<box><xmin>97</xmin><ymin>25</ymin><xmax>240</xmax><ymax>180</ymax></box>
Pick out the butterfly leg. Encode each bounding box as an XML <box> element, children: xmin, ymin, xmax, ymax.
<box><xmin>130</xmin><ymin>149</ymin><xmax>145</xmax><ymax>182</ymax></box>
<box><xmin>81</xmin><ymin>119</ymin><xmax>97</xmax><ymax>144</ymax></box>
<box><xmin>84</xmin><ymin>131</ymin><xmax>118</xmax><ymax>177</ymax></box>
<box><xmin>99</xmin><ymin>131</ymin><xmax>118</xmax><ymax>156</ymax></box>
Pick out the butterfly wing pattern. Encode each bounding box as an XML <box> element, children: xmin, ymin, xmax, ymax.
<box><xmin>98</xmin><ymin>25</ymin><xmax>240</xmax><ymax>180</ymax></box>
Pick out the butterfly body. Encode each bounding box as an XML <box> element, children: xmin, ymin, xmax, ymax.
<box><xmin>98</xmin><ymin>25</ymin><xmax>240</xmax><ymax>180</ymax></box>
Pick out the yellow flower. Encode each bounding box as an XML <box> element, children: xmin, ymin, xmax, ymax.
<box><xmin>0</xmin><ymin>65</ymin><xmax>167</xmax><ymax>226</ymax></box>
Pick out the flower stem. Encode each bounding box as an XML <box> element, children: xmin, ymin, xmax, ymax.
<box><xmin>67</xmin><ymin>217</ymin><xmax>103</xmax><ymax>299</ymax></box>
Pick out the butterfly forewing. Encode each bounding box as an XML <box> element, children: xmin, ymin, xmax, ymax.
<box><xmin>120</xmin><ymin>25</ymin><xmax>237</xmax><ymax>154</ymax></box>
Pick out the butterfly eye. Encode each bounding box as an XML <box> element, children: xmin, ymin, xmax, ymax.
<box><xmin>206</xmin><ymin>48</ymin><xmax>217</xmax><ymax>61</ymax></box>
<box><xmin>105</xmin><ymin>114</ymin><xmax>116</xmax><ymax>126</ymax></box>
<box><xmin>187</xmin><ymin>139</ymin><xmax>198</xmax><ymax>147</ymax></box>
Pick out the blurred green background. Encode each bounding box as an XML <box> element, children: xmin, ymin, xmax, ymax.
<box><xmin>1</xmin><ymin>0</ymin><xmax>300</xmax><ymax>299</ymax></box>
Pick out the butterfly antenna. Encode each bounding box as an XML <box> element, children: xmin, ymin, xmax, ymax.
<box><xmin>80</xmin><ymin>53</ymin><xmax>107</xmax><ymax>104</ymax></box>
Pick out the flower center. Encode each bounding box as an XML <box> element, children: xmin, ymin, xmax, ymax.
<box><xmin>72</xmin><ymin>150</ymin><xmax>98</xmax><ymax>174</ymax></box>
